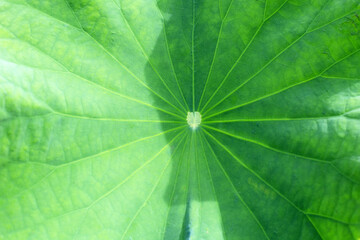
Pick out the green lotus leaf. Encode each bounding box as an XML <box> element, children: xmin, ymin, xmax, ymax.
<box><xmin>0</xmin><ymin>0</ymin><xmax>360</xmax><ymax>239</ymax></box>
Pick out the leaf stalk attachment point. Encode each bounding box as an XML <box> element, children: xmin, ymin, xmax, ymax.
<box><xmin>187</xmin><ymin>112</ymin><xmax>201</xmax><ymax>130</ymax></box>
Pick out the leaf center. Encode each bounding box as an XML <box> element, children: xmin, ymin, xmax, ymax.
<box><xmin>187</xmin><ymin>112</ymin><xmax>201</xmax><ymax>130</ymax></box>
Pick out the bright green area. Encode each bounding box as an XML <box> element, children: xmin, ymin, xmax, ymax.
<box><xmin>0</xmin><ymin>0</ymin><xmax>360</xmax><ymax>239</ymax></box>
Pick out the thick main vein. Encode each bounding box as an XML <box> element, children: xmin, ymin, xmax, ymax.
<box><xmin>7</xmin><ymin>126</ymin><xmax>186</xmax><ymax>200</ymax></box>
<box><xmin>199</xmin><ymin>0</ymin><xmax>290</xmax><ymax>113</ymax></box>
<box><xmin>192</xmin><ymin>0</ymin><xmax>196</xmax><ymax>111</ymax></box>
<box><xmin>194</xmin><ymin>132</ymin><xmax>202</xmax><ymax>236</ymax></box>
<box><xmin>203</xmin><ymin>128</ymin><xmax>359</xmax><ymax>223</ymax></box>
<box><xmin>203</xmin><ymin>125</ymin><xmax>329</xmax><ymax>163</ymax></box>
<box><xmin>161</xmin><ymin>132</ymin><xmax>190</xmax><ymax>240</ymax></box>
<box><xmin>196</xmin><ymin>0</ymin><xmax>235</xmax><ymax>110</ymax></box>
<box><xmin>203</xmin><ymin>4</ymin><xmax>356</xmax><ymax>116</ymax></box>
<box><xmin>198</xmin><ymin>132</ymin><xmax>227</xmax><ymax>240</ymax></box>
<box><xmin>53</xmin><ymin>111</ymin><xmax>185</xmax><ymax>123</ymax></box>
<box><xmin>0</xmin><ymin>59</ymin><xmax>184</xmax><ymax>120</ymax></box>
<box><xmin>8</xmin><ymin>0</ymin><xmax>186</xmax><ymax>117</ymax></box>
<box><xmin>201</xmin><ymin>131</ymin><xmax>270</xmax><ymax>240</ymax></box>
<box><xmin>113</xmin><ymin>0</ymin><xmax>188</xmax><ymax>114</ymax></box>
<box><xmin>156</xmin><ymin>4</ymin><xmax>190</xmax><ymax>112</ymax></box>
<box><xmin>74</xmin><ymin>129</ymin><xmax>186</xmax><ymax>238</ymax></box>
<box><xmin>202</xmin><ymin>0</ymin><xmax>346</xmax><ymax>115</ymax></box>
<box><xmin>205</xmin><ymin>48</ymin><xmax>360</xmax><ymax>119</ymax></box>
<box><xmin>120</xmin><ymin>131</ymin><xmax>188</xmax><ymax>240</ymax></box>
<box><xmin>203</xmin><ymin>110</ymin><xmax>359</xmax><ymax>122</ymax></box>
<box><xmin>0</xmin><ymin>65</ymin><xmax>184</xmax><ymax>120</ymax></box>
<box><xmin>202</xmin><ymin>129</ymin><xmax>324</xmax><ymax>239</ymax></box>
<box><xmin>205</xmin><ymin>125</ymin><xmax>360</xmax><ymax>187</ymax></box>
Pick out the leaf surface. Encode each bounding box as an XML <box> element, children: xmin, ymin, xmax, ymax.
<box><xmin>1</xmin><ymin>0</ymin><xmax>360</xmax><ymax>239</ymax></box>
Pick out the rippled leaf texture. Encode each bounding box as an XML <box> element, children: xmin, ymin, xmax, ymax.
<box><xmin>1</xmin><ymin>0</ymin><xmax>360</xmax><ymax>239</ymax></box>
